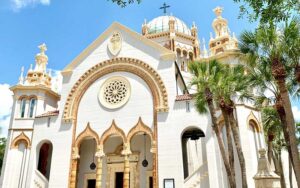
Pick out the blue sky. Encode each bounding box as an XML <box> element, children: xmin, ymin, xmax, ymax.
<box><xmin>0</xmin><ymin>0</ymin><xmax>299</xmax><ymax>136</ymax></box>
<box><xmin>0</xmin><ymin>0</ymin><xmax>257</xmax><ymax>84</ymax></box>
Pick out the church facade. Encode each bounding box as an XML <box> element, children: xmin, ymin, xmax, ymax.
<box><xmin>0</xmin><ymin>7</ymin><xmax>266</xmax><ymax>188</ymax></box>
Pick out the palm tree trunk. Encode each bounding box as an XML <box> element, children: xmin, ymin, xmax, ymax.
<box><xmin>221</xmin><ymin>108</ymin><xmax>235</xmax><ymax>177</ymax></box>
<box><xmin>205</xmin><ymin>89</ymin><xmax>236</xmax><ymax>188</ymax></box>
<box><xmin>228</xmin><ymin>110</ymin><xmax>248</xmax><ymax>188</ymax></box>
<box><xmin>272</xmin><ymin>60</ymin><xmax>300</xmax><ymax>186</ymax></box>
<box><xmin>295</xmin><ymin>65</ymin><xmax>300</xmax><ymax>83</ymax></box>
<box><xmin>267</xmin><ymin>136</ymin><xmax>274</xmax><ymax>165</ymax></box>
<box><xmin>289</xmin><ymin>158</ymin><xmax>293</xmax><ymax>188</ymax></box>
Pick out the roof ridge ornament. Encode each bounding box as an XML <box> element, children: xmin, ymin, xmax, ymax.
<box><xmin>160</xmin><ymin>2</ymin><xmax>170</xmax><ymax>14</ymax></box>
<box><xmin>213</xmin><ymin>6</ymin><xmax>223</xmax><ymax>18</ymax></box>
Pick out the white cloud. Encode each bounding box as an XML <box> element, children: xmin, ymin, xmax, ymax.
<box><xmin>292</xmin><ymin>106</ymin><xmax>300</xmax><ymax>122</ymax></box>
<box><xmin>50</xmin><ymin>69</ymin><xmax>62</xmax><ymax>94</ymax></box>
<box><xmin>11</xmin><ymin>0</ymin><xmax>50</xmax><ymax>11</ymax></box>
<box><xmin>0</xmin><ymin>84</ymin><xmax>13</xmax><ymax>137</ymax></box>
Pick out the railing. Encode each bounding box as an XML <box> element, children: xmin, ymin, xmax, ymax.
<box><xmin>184</xmin><ymin>162</ymin><xmax>209</xmax><ymax>188</ymax></box>
<box><xmin>33</xmin><ymin>169</ymin><xmax>48</xmax><ymax>188</ymax></box>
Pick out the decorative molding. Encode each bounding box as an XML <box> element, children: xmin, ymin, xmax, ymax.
<box><xmin>75</xmin><ymin>122</ymin><xmax>100</xmax><ymax>147</ymax></box>
<box><xmin>10</xmin><ymin>85</ymin><xmax>60</xmax><ymax>101</ymax></box>
<box><xmin>63</xmin><ymin>57</ymin><xmax>169</xmax><ymax>122</ymax></box>
<box><xmin>11</xmin><ymin>132</ymin><xmax>31</xmax><ymax>149</ymax></box>
<box><xmin>127</xmin><ymin>117</ymin><xmax>154</xmax><ymax>143</ymax></box>
<box><xmin>99</xmin><ymin>120</ymin><xmax>127</xmax><ymax>145</ymax></box>
<box><xmin>247</xmin><ymin>111</ymin><xmax>262</xmax><ymax>132</ymax></box>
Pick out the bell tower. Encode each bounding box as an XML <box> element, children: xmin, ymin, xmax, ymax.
<box><xmin>10</xmin><ymin>43</ymin><xmax>60</xmax><ymax>119</ymax></box>
<box><xmin>209</xmin><ymin>7</ymin><xmax>238</xmax><ymax>56</ymax></box>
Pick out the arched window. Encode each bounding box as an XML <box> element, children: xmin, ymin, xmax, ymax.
<box><xmin>249</xmin><ymin>120</ymin><xmax>262</xmax><ymax>159</ymax></box>
<box><xmin>28</xmin><ymin>98</ymin><xmax>36</xmax><ymax>118</ymax></box>
<box><xmin>20</xmin><ymin>98</ymin><xmax>27</xmax><ymax>118</ymax></box>
<box><xmin>181</xmin><ymin>61</ymin><xmax>185</xmax><ymax>71</ymax></box>
<box><xmin>37</xmin><ymin>142</ymin><xmax>53</xmax><ymax>180</ymax></box>
<box><xmin>181</xmin><ymin>128</ymin><xmax>205</xmax><ymax>179</ymax></box>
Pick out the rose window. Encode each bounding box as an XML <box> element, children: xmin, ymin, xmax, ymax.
<box><xmin>99</xmin><ymin>77</ymin><xmax>131</xmax><ymax>109</ymax></box>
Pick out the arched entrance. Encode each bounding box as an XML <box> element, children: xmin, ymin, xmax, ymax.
<box><xmin>37</xmin><ymin>141</ymin><xmax>53</xmax><ymax>180</ymax></box>
<box><xmin>181</xmin><ymin>127</ymin><xmax>209</xmax><ymax>187</ymax></box>
<box><xmin>67</xmin><ymin>58</ymin><xmax>166</xmax><ymax>188</ymax></box>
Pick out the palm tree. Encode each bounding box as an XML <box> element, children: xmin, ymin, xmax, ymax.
<box><xmin>189</xmin><ymin>60</ymin><xmax>236</xmax><ymax>188</ymax></box>
<box><xmin>239</xmin><ymin>18</ymin><xmax>300</xmax><ymax>186</ymax></box>
<box><xmin>214</xmin><ymin>64</ymin><xmax>250</xmax><ymax>188</ymax></box>
<box><xmin>262</xmin><ymin>107</ymin><xmax>287</xmax><ymax>188</ymax></box>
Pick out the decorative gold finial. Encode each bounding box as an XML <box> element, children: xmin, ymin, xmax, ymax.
<box><xmin>38</xmin><ymin>43</ymin><xmax>47</xmax><ymax>54</ymax></box>
<box><xmin>213</xmin><ymin>6</ymin><xmax>223</xmax><ymax>17</ymax></box>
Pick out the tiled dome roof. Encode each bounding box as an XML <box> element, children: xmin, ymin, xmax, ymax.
<box><xmin>147</xmin><ymin>16</ymin><xmax>191</xmax><ymax>35</ymax></box>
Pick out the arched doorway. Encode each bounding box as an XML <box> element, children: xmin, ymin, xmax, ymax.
<box><xmin>181</xmin><ymin>127</ymin><xmax>209</xmax><ymax>187</ymax></box>
<box><xmin>130</xmin><ymin>133</ymin><xmax>153</xmax><ymax>188</ymax></box>
<box><xmin>37</xmin><ymin>141</ymin><xmax>53</xmax><ymax>180</ymax></box>
<box><xmin>77</xmin><ymin>138</ymin><xmax>97</xmax><ymax>188</ymax></box>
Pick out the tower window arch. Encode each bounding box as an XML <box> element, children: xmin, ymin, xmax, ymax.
<box><xmin>20</xmin><ymin>98</ymin><xmax>27</xmax><ymax>118</ymax></box>
<box><xmin>249</xmin><ymin>120</ymin><xmax>262</xmax><ymax>159</ymax></box>
<box><xmin>28</xmin><ymin>97</ymin><xmax>37</xmax><ymax>118</ymax></box>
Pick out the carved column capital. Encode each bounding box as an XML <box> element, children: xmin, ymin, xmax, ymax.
<box><xmin>95</xmin><ymin>145</ymin><xmax>105</xmax><ymax>158</ymax></box>
<box><xmin>121</xmin><ymin>142</ymin><xmax>132</xmax><ymax>156</ymax></box>
<box><xmin>72</xmin><ymin>147</ymin><xmax>80</xmax><ymax>160</ymax></box>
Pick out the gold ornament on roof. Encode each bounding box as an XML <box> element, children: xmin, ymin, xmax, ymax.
<box><xmin>213</xmin><ymin>6</ymin><xmax>223</xmax><ymax>17</ymax></box>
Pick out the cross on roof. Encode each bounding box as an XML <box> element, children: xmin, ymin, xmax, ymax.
<box><xmin>160</xmin><ymin>2</ymin><xmax>170</xmax><ymax>14</ymax></box>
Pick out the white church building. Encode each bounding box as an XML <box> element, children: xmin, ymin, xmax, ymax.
<box><xmin>0</xmin><ymin>7</ymin><xmax>268</xmax><ymax>188</ymax></box>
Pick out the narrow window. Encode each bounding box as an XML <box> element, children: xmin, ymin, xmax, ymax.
<box><xmin>28</xmin><ymin>98</ymin><xmax>36</xmax><ymax>118</ymax></box>
<box><xmin>20</xmin><ymin>98</ymin><xmax>26</xmax><ymax>118</ymax></box>
<box><xmin>186</xmin><ymin>101</ymin><xmax>190</xmax><ymax>112</ymax></box>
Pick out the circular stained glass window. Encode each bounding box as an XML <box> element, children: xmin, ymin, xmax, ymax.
<box><xmin>99</xmin><ymin>76</ymin><xmax>131</xmax><ymax>109</ymax></box>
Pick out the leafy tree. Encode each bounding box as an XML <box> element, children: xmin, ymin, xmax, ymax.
<box><xmin>240</xmin><ymin>19</ymin><xmax>300</xmax><ymax>185</ymax></box>
<box><xmin>233</xmin><ymin>0</ymin><xmax>300</xmax><ymax>24</ymax></box>
<box><xmin>0</xmin><ymin>137</ymin><xmax>6</xmax><ymax>174</ymax></box>
<box><xmin>108</xmin><ymin>0</ymin><xmax>141</xmax><ymax>7</ymax></box>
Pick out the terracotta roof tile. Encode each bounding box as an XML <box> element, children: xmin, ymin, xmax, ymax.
<box><xmin>175</xmin><ymin>94</ymin><xmax>194</xmax><ymax>101</ymax></box>
<box><xmin>36</xmin><ymin>110</ymin><xmax>59</xmax><ymax>118</ymax></box>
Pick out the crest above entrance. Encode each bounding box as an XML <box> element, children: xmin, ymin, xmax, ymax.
<box><xmin>108</xmin><ymin>31</ymin><xmax>122</xmax><ymax>56</ymax></box>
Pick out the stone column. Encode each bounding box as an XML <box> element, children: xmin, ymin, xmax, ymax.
<box><xmin>253</xmin><ymin>149</ymin><xmax>281</xmax><ymax>188</ymax></box>
<box><xmin>70</xmin><ymin>147</ymin><xmax>80</xmax><ymax>188</ymax></box>
<box><xmin>96</xmin><ymin>145</ymin><xmax>105</xmax><ymax>188</ymax></box>
<box><xmin>150</xmin><ymin>141</ymin><xmax>157</xmax><ymax>188</ymax></box>
<box><xmin>122</xmin><ymin>143</ymin><xmax>132</xmax><ymax>188</ymax></box>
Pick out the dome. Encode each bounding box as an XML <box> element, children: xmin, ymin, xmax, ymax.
<box><xmin>147</xmin><ymin>16</ymin><xmax>191</xmax><ymax>35</ymax></box>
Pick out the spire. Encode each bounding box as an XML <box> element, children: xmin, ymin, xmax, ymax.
<box><xmin>35</xmin><ymin>43</ymin><xmax>48</xmax><ymax>73</ymax></box>
<box><xmin>213</xmin><ymin>6</ymin><xmax>223</xmax><ymax>18</ymax></box>
<box><xmin>202</xmin><ymin>38</ymin><xmax>208</xmax><ymax>58</ymax></box>
<box><xmin>191</xmin><ymin>21</ymin><xmax>198</xmax><ymax>37</ymax></box>
<box><xmin>142</xmin><ymin>19</ymin><xmax>149</xmax><ymax>35</ymax></box>
<box><xmin>25</xmin><ymin>43</ymin><xmax>52</xmax><ymax>88</ymax></box>
<box><xmin>18</xmin><ymin>66</ymin><xmax>24</xmax><ymax>85</ymax></box>
<box><xmin>209</xmin><ymin>7</ymin><xmax>238</xmax><ymax>56</ymax></box>
<box><xmin>212</xmin><ymin>6</ymin><xmax>229</xmax><ymax>38</ymax></box>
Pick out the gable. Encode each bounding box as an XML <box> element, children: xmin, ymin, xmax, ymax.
<box><xmin>62</xmin><ymin>22</ymin><xmax>176</xmax><ymax>74</ymax></box>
